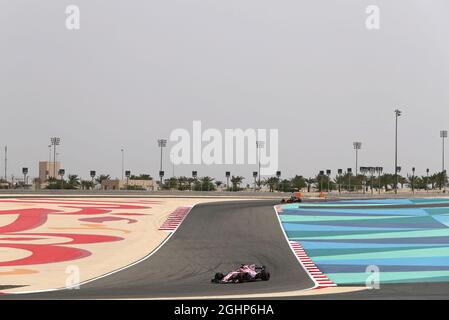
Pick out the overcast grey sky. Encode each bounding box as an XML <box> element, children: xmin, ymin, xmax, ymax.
<box><xmin>1</xmin><ymin>0</ymin><xmax>449</xmax><ymax>182</ymax></box>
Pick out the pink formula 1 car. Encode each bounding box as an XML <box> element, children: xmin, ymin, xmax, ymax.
<box><xmin>211</xmin><ymin>264</ymin><xmax>270</xmax><ymax>283</ymax></box>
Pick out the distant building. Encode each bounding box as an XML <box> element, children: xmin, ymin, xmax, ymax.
<box><xmin>101</xmin><ymin>179</ymin><xmax>155</xmax><ymax>191</ymax></box>
<box><xmin>39</xmin><ymin>161</ymin><xmax>61</xmax><ymax>182</ymax></box>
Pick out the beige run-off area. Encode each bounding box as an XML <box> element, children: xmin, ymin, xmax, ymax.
<box><xmin>0</xmin><ymin>197</ymin><xmax>250</xmax><ymax>294</ymax></box>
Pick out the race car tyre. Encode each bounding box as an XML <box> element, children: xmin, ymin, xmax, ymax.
<box><xmin>260</xmin><ymin>270</ymin><xmax>270</xmax><ymax>281</ymax></box>
<box><xmin>235</xmin><ymin>273</ymin><xmax>249</xmax><ymax>283</ymax></box>
<box><xmin>214</xmin><ymin>273</ymin><xmax>224</xmax><ymax>281</ymax></box>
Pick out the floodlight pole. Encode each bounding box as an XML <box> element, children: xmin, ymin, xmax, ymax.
<box><xmin>4</xmin><ymin>146</ymin><xmax>7</xmax><ymax>182</ymax></box>
<box><xmin>54</xmin><ymin>142</ymin><xmax>56</xmax><ymax>178</ymax></box>
<box><xmin>442</xmin><ymin>131</ymin><xmax>447</xmax><ymax>173</ymax></box>
<box><xmin>158</xmin><ymin>139</ymin><xmax>167</xmax><ymax>186</ymax></box>
<box><xmin>22</xmin><ymin>168</ymin><xmax>28</xmax><ymax>188</ymax></box>
<box><xmin>253</xmin><ymin>172</ymin><xmax>257</xmax><ymax>191</ymax></box>
<box><xmin>170</xmin><ymin>152</ymin><xmax>175</xmax><ymax>178</ymax></box>
<box><xmin>256</xmin><ymin>141</ymin><xmax>265</xmax><ymax>187</ymax></box>
<box><xmin>378</xmin><ymin>169</ymin><xmax>381</xmax><ymax>195</ymax></box>
<box><xmin>337</xmin><ymin>169</ymin><xmax>342</xmax><ymax>194</ymax></box>
<box><xmin>121</xmin><ymin>148</ymin><xmax>124</xmax><ymax>180</ymax></box>
<box><xmin>394</xmin><ymin>109</ymin><xmax>402</xmax><ymax>194</ymax></box>
<box><xmin>377</xmin><ymin>167</ymin><xmax>383</xmax><ymax>195</ymax></box>
<box><xmin>441</xmin><ymin>131</ymin><xmax>447</xmax><ymax>192</ymax></box>
<box><xmin>90</xmin><ymin>171</ymin><xmax>96</xmax><ymax>190</ymax></box>
<box><xmin>353</xmin><ymin>142</ymin><xmax>362</xmax><ymax>176</ymax></box>
<box><xmin>47</xmin><ymin>145</ymin><xmax>51</xmax><ymax>178</ymax></box>
<box><xmin>160</xmin><ymin>146</ymin><xmax>163</xmax><ymax>172</ymax></box>
<box><xmin>50</xmin><ymin>137</ymin><xmax>60</xmax><ymax>179</ymax></box>
<box><xmin>348</xmin><ymin>169</ymin><xmax>351</xmax><ymax>192</ymax></box>
<box><xmin>319</xmin><ymin>172</ymin><xmax>324</xmax><ymax>192</ymax></box>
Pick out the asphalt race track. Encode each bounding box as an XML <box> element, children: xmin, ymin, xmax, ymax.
<box><xmin>4</xmin><ymin>200</ymin><xmax>314</xmax><ymax>299</ymax></box>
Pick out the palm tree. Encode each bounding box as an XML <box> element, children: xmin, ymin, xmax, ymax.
<box><xmin>291</xmin><ymin>175</ymin><xmax>307</xmax><ymax>191</ymax></box>
<box><xmin>305</xmin><ymin>178</ymin><xmax>315</xmax><ymax>192</ymax></box>
<box><xmin>230</xmin><ymin>176</ymin><xmax>244</xmax><ymax>191</ymax></box>
<box><xmin>95</xmin><ymin>174</ymin><xmax>110</xmax><ymax>185</ymax></box>
<box><xmin>413</xmin><ymin>177</ymin><xmax>426</xmax><ymax>191</ymax></box>
<box><xmin>80</xmin><ymin>180</ymin><xmax>94</xmax><ymax>190</ymax></box>
<box><xmin>433</xmin><ymin>171</ymin><xmax>448</xmax><ymax>190</ymax></box>
<box><xmin>93</xmin><ymin>174</ymin><xmax>110</xmax><ymax>190</ymax></box>
<box><xmin>140</xmin><ymin>174</ymin><xmax>152</xmax><ymax>180</ymax></box>
<box><xmin>164</xmin><ymin>177</ymin><xmax>178</xmax><ymax>190</ymax></box>
<box><xmin>314</xmin><ymin>174</ymin><xmax>334</xmax><ymax>192</ymax></box>
<box><xmin>429</xmin><ymin>173</ymin><xmax>439</xmax><ymax>190</ymax></box>
<box><xmin>196</xmin><ymin>176</ymin><xmax>215</xmax><ymax>191</ymax></box>
<box><xmin>397</xmin><ymin>175</ymin><xmax>407</xmax><ymax>189</ymax></box>
<box><xmin>264</xmin><ymin>177</ymin><xmax>279</xmax><ymax>192</ymax></box>
<box><xmin>380</xmin><ymin>173</ymin><xmax>395</xmax><ymax>192</ymax></box>
<box><xmin>176</xmin><ymin>176</ymin><xmax>189</xmax><ymax>191</ymax></box>
<box><xmin>45</xmin><ymin>177</ymin><xmax>60</xmax><ymax>189</ymax></box>
<box><xmin>66</xmin><ymin>175</ymin><xmax>80</xmax><ymax>189</ymax></box>
<box><xmin>407</xmin><ymin>174</ymin><xmax>417</xmax><ymax>192</ymax></box>
<box><xmin>279</xmin><ymin>179</ymin><xmax>293</xmax><ymax>192</ymax></box>
<box><xmin>187</xmin><ymin>177</ymin><xmax>195</xmax><ymax>190</ymax></box>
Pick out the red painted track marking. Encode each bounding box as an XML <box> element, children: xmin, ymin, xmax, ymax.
<box><xmin>0</xmin><ymin>233</ymin><xmax>123</xmax><ymax>266</ymax></box>
<box><xmin>79</xmin><ymin>217</ymin><xmax>137</xmax><ymax>224</ymax></box>
<box><xmin>158</xmin><ymin>207</ymin><xmax>192</xmax><ymax>232</ymax></box>
<box><xmin>289</xmin><ymin>240</ymin><xmax>336</xmax><ymax>289</ymax></box>
<box><xmin>0</xmin><ymin>199</ymin><xmax>150</xmax><ymax>210</ymax></box>
<box><xmin>0</xmin><ymin>198</ymin><xmax>162</xmax><ymax>205</ymax></box>
<box><xmin>0</xmin><ymin>199</ymin><xmax>143</xmax><ymax>268</ymax></box>
<box><xmin>0</xmin><ymin>237</ymin><xmax>47</xmax><ymax>241</ymax></box>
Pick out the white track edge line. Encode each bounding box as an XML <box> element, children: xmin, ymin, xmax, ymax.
<box><xmin>273</xmin><ymin>205</ymin><xmax>319</xmax><ymax>290</ymax></box>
